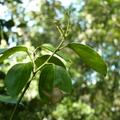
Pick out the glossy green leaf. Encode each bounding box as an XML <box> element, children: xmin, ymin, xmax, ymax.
<box><xmin>5</xmin><ymin>62</ymin><xmax>32</xmax><ymax>98</ymax></box>
<box><xmin>0</xmin><ymin>46</ymin><xmax>28</xmax><ymax>63</ymax></box>
<box><xmin>41</xmin><ymin>44</ymin><xmax>70</xmax><ymax>62</ymax></box>
<box><xmin>39</xmin><ymin>64</ymin><xmax>72</xmax><ymax>103</ymax></box>
<box><xmin>67</xmin><ymin>43</ymin><xmax>107</xmax><ymax>75</ymax></box>
<box><xmin>53</xmin><ymin>65</ymin><xmax>72</xmax><ymax>93</ymax></box>
<box><xmin>0</xmin><ymin>94</ymin><xmax>24</xmax><ymax>105</ymax></box>
<box><xmin>39</xmin><ymin>64</ymin><xmax>54</xmax><ymax>103</ymax></box>
<box><xmin>35</xmin><ymin>55</ymin><xmax>66</xmax><ymax>69</ymax></box>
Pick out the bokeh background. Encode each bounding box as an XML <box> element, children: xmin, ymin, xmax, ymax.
<box><xmin>0</xmin><ymin>0</ymin><xmax>120</xmax><ymax>119</ymax></box>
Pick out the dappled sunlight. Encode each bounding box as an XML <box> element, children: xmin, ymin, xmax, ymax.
<box><xmin>0</xmin><ymin>0</ymin><xmax>120</xmax><ymax>119</ymax></box>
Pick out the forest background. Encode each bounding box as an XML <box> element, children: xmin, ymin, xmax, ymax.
<box><xmin>0</xmin><ymin>0</ymin><xmax>120</xmax><ymax>120</ymax></box>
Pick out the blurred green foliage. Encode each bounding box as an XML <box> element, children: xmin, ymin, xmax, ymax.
<box><xmin>0</xmin><ymin>0</ymin><xmax>120</xmax><ymax>119</ymax></box>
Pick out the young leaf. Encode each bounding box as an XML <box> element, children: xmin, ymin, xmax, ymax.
<box><xmin>38</xmin><ymin>64</ymin><xmax>72</xmax><ymax>103</ymax></box>
<box><xmin>0</xmin><ymin>46</ymin><xmax>28</xmax><ymax>63</ymax></box>
<box><xmin>67</xmin><ymin>43</ymin><xmax>107</xmax><ymax>75</ymax></box>
<box><xmin>0</xmin><ymin>94</ymin><xmax>24</xmax><ymax>105</ymax></box>
<box><xmin>5</xmin><ymin>62</ymin><xmax>32</xmax><ymax>98</ymax></box>
<box><xmin>41</xmin><ymin>44</ymin><xmax>70</xmax><ymax>62</ymax></box>
<box><xmin>35</xmin><ymin>55</ymin><xmax>66</xmax><ymax>69</ymax></box>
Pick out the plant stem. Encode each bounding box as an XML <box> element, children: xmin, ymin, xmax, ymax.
<box><xmin>10</xmin><ymin>38</ymin><xmax>65</xmax><ymax>120</ymax></box>
<box><xmin>35</xmin><ymin>38</ymin><xmax>65</xmax><ymax>73</ymax></box>
<box><xmin>10</xmin><ymin>76</ymin><xmax>34</xmax><ymax>120</ymax></box>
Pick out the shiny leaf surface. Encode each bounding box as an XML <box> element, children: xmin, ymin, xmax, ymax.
<box><xmin>68</xmin><ymin>43</ymin><xmax>107</xmax><ymax>75</ymax></box>
<box><xmin>5</xmin><ymin>62</ymin><xmax>32</xmax><ymax>98</ymax></box>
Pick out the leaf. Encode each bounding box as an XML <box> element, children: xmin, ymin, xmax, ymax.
<box><xmin>41</xmin><ymin>44</ymin><xmax>70</xmax><ymax>62</ymax></box>
<box><xmin>5</xmin><ymin>62</ymin><xmax>32</xmax><ymax>98</ymax></box>
<box><xmin>0</xmin><ymin>94</ymin><xmax>24</xmax><ymax>105</ymax></box>
<box><xmin>67</xmin><ymin>43</ymin><xmax>107</xmax><ymax>75</ymax></box>
<box><xmin>39</xmin><ymin>64</ymin><xmax>54</xmax><ymax>103</ymax></box>
<box><xmin>54</xmin><ymin>65</ymin><xmax>72</xmax><ymax>93</ymax></box>
<box><xmin>0</xmin><ymin>48</ymin><xmax>8</xmax><ymax>53</ymax></box>
<box><xmin>38</xmin><ymin>64</ymin><xmax>72</xmax><ymax>103</ymax></box>
<box><xmin>35</xmin><ymin>55</ymin><xmax>66</xmax><ymax>69</ymax></box>
<box><xmin>0</xmin><ymin>46</ymin><xmax>28</xmax><ymax>63</ymax></box>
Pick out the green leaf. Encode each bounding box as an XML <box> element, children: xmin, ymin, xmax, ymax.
<box><xmin>38</xmin><ymin>64</ymin><xmax>72</xmax><ymax>103</ymax></box>
<box><xmin>0</xmin><ymin>46</ymin><xmax>28</xmax><ymax>63</ymax></box>
<box><xmin>67</xmin><ymin>43</ymin><xmax>107</xmax><ymax>75</ymax></box>
<box><xmin>0</xmin><ymin>94</ymin><xmax>24</xmax><ymax>105</ymax></box>
<box><xmin>41</xmin><ymin>44</ymin><xmax>70</xmax><ymax>62</ymax></box>
<box><xmin>35</xmin><ymin>55</ymin><xmax>66</xmax><ymax>69</ymax></box>
<box><xmin>5</xmin><ymin>62</ymin><xmax>32</xmax><ymax>98</ymax></box>
<box><xmin>53</xmin><ymin>65</ymin><xmax>72</xmax><ymax>93</ymax></box>
<box><xmin>39</xmin><ymin>64</ymin><xmax>54</xmax><ymax>103</ymax></box>
<box><xmin>0</xmin><ymin>48</ymin><xmax>8</xmax><ymax>53</ymax></box>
